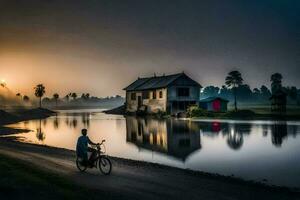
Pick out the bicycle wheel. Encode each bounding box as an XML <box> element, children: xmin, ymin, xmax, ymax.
<box><xmin>76</xmin><ymin>157</ymin><xmax>87</xmax><ymax>172</ymax></box>
<box><xmin>98</xmin><ymin>157</ymin><xmax>112</xmax><ymax>175</ymax></box>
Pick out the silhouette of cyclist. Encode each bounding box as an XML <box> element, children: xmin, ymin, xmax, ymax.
<box><xmin>76</xmin><ymin>129</ymin><xmax>98</xmax><ymax>166</ymax></box>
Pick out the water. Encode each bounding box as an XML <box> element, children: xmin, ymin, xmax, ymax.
<box><xmin>6</xmin><ymin>109</ymin><xmax>300</xmax><ymax>188</ymax></box>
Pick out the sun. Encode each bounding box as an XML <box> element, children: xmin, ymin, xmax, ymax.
<box><xmin>0</xmin><ymin>79</ymin><xmax>6</xmax><ymax>87</ymax></box>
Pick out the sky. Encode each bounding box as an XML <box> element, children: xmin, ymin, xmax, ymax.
<box><xmin>0</xmin><ymin>0</ymin><xmax>299</xmax><ymax>97</ymax></box>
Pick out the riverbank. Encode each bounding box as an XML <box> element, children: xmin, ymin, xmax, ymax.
<box><xmin>0</xmin><ymin>136</ymin><xmax>298</xmax><ymax>200</ymax></box>
<box><xmin>0</xmin><ymin>108</ymin><xmax>56</xmax><ymax>126</ymax></box>
<box><xmin>104</xmin><ymin>105</ymin><xmax>300</xmax><ymax>120</ymax></box>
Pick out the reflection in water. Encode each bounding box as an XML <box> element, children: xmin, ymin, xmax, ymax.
<box><xmin>126</xmin><ymin>117</ymin><xmax>299</xmax><ymax>154</ymax></box>
<box><xmin>36</xmin><ymin>119</ymin><xmax>46</xmax><ymax>142</ymax></box>
<box><xmin>225</xmin><ymin>123</ymin><xmax>251</xmax><ymax>150</ymax></box>
<box><xmin>8</xmin><ymin>110</ymin><xmax>300</xmax><ymax>188</ymax></box>
<box><xmin>71</xmin><ymin>117</ymin><xmax>78</xmax><ymax>128</ymax></box>
<box><xmin>81</xmin><ymin>113</ymin><xmax>90</xmax><ymax>128</ymax></box>
<box><xmin>271</xmin><ymin>122</ymin><xmax>288</xmax><ymax>147</ymax></box>
<box><xmin>61</xmin><ymin>113</ymin><xmax>91</xmax><ymax>129</ymax></box>
<box><xmin>227</xmin><ymin>130</ymin><xmax>243</xmax><ymax>150</ymax></box>
<box><xmin>126</xmin><ymin>117</ymin><xmax>201</xmax><ymax>161</ymax></box>
<box><xmin>53</xmin><ymin>115</ymin><xmax>60</xmax><ymax>130</ymax></box>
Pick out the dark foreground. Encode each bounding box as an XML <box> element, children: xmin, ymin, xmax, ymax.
<box><xmin>0</xmin><ymin>138</ymin><xmax>299</xmax><ymax>200</ymax></box>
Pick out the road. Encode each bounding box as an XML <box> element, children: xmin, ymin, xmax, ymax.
<box><xmin>0</xmin><ymin>138</ymin><xmax>298</xmax><ymax>200</ymax></box>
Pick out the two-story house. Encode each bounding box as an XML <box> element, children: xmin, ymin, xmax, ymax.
<box><xmin>123</xmin><ymin>72</ymin><xmax>202</xmax><ymax>115</ymax></box>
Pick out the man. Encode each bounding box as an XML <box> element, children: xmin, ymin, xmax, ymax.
<box><xmin>76</xmin><ymin>129</ymin><xmax>98</xmax><ymax>166</ymax></box>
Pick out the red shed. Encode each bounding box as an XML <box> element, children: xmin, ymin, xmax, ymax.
<box><xmin>199</xmin><ymin>97</ymin><xmax>229</xmax><ymax>112</ymax></box>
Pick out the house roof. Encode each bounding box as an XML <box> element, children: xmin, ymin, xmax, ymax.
<box><xmin>124</xmin><ymin>73</ymin><xmax>200</xmax><ymax>91</ymax></box>
<box><xmin>200</xmin><ymin>97</ymin><xmax>229</xmax><ymax>103</ymax></box>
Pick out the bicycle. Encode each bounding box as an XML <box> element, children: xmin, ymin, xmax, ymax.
<box><xmin>76</xmin><ymin>140</ymin><xmax>112</xmax><ymax>175</ymax></box>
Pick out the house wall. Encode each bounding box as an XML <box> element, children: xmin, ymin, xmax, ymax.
<box><xmin>142</xmin><ymin>88</ymin><xmax>167</xmax><ymax>113</ymax></box>
<box><xmin>126</xmin><ymin>91</ymin><xmax>142</xmax><ymax>112</ymax></box>
<box><xmin>126</xmin><ymin>88</ymin><xmax>167</xmax><ymax>113</ymax></box>
<box><xmin>221</xmin><ymin>101</ymin><xmax>228</xmax><ymax>111</ymax></box>
<box><xmin>167</xmin><ymin>85</ymin><xmax>201</xmax><ymax>114</ymax></box>
<box><xmin>167</xmin><ymin>86</ymin><xmax>200</xmax><ymax>101</ymax></box>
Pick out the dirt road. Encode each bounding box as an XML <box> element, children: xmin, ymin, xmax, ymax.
<box><xmin>0</xmin><ymin>138</ymin><xmax>298</xmax><ymax>200</ymax></box>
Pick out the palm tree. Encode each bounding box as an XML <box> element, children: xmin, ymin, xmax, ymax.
<box><xmin>53</xmin><ymin>93</ymin><xmax>59</xmax><ymax>107</ymax></box>
<box><xmin>270</xmin><ymin>73</ymin><xmax>282</xmax><ymax>94</ymax></box>
<box><xmin>34</xmin><ymin>84</ymin><xmax>46</xmax><ymax>108</ymax></box>
<box><xmin>225</xmin><ymin>70</ymin><xmax>243</xmax><ymax>111</ymax></box>
<box><xmin>71</xmin><ymin>93</ymin><xmax>77</xmax><ymax>100</ymax></box>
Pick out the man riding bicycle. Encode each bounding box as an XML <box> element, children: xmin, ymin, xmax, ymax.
<box><xmin>76</xmin><ymin>129</ymin><xmax>99</xmax><ymax>167</ymax></box>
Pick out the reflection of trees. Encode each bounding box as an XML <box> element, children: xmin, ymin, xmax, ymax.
<box><xmin>262</xmin><ymin>124</ymin><xmax>269</xmax><ymax>137</ymax></box>
<box><xmin>81</xmin><ymin>113</ymin><xmax>90</xmax><ymax>128</ymax></box>
<box><xmin>227</xmin><ymin>130</ymin><xmax>243</xmax><ymax>150</ymax></box>
<box><xmin>36</xmin><ymin>119</ymin><xmax>45</xmax><ymax>142</ymax></box>
<box><xmin>225</xmin><ymin>123</ymin><xmax>251</xmax><ymax>150</ymax></box>
<box><xmin>42</xmin><ymin>119</ymin><xmax>47</xmax><ymax>126</ymax></box>
<box><xmin>271</xmin><ymin>122</ymin><xmax>287</xmax><ymax>147</ymax></box>
<box><xmin>71</xmin><ymin>117</ymin><xmax>78</xmax><ymax>128</ymax></box>
<box><xmin>53</xmin><ymin>115</ymin><xmax>60</xmax><ymax>129</ymax></box>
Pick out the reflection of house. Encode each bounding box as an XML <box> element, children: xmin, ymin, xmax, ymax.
<box><xmin>270</xmin><ymin>90</ymin><xmax>287</xmax><ymax>113</ymax></box>
<box><xmin>126</xmin><ymin>117</ymin><xmax>201</xmax><ymax>161</ymax></box>
<box><xmin>199</xmin><ymin>97</ymin><xmax>228</xmax><ymax>112</ymax></box>
<box><xmin>124</xmin><ymin>73</ymin><xmax>202</xmax><ymax>115</ymax></box>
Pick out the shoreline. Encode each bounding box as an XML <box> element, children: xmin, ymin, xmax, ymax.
<box><xmin>103</xmin><ymin>105</ymin><xmax>300</xmax><ymax>120</ymax></box>
<box><xmin>0</xmin><ymin>107</ymin><xmax>56</xmax><ymax>126</ymax></box>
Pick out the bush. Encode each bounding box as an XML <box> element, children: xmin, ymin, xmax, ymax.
<box><xmin>187</xmin><ymin>105</ymin><xmax>208</xmax><ymax>118</ymax></box>
<box><xmin>155</xmin><ymin>110</ymin><xmax>168</xmax><ymax>118</ymax></box>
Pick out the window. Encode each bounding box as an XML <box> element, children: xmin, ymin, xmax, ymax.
<box><xmin>177</xmin><ymin>88</ymin><xmax>190</xmax><ymax>97</ymax></box>
<box><xmin>131</xmin><ymin>92</ymin><xmax>136</xmax><ymax>100</ymax></box>
<box><xmin>142</xmin><ymin>91</ymin><xmax>149</xmax><ymax>99</ymax></box>
<box><xmin>153</xmin><ymin>90</ymin><xmax>157</xmax><ymax>99</ymax></box>
<box><xmin>159</xmin><ymin>91</ymin><xmax>163</xmax><ymax>98</ymax></box>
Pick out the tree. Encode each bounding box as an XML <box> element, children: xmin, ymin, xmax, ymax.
<box><xmin>270</xmin><ymin>73</ymin><xmax>282</xmax><ymax>94</ymax></box>
<box><xmin>260</xmin><ymin>85</ymin><xmax>271</xmax><ymax>100</ymax></box>
<box><xmin>16</xmin><ymin>93</ymin><xmax>22</xmax><ymax>100</ymax></box>
<box><xmin>23</xmin><ymin>95</ymin><xmax>30</xmax><ymax>102</ymax></box>
<box><xmin>219</xmin><ymin>85</ymin><xmax>232</xmax><ymax>100</ymax></box>
<box><xmin>225</xmin><ymin>70</ymin><xmax>243</xmax><ymax>111</ymax></box>
<box><xmin>236</xmin><ymin>84</ymin><xmax>252</xmax><ymax>102</ymax></box>
<box><xmin>253</xmin><ymin>88</ymin><xmax>260</xmax><ymax>100</ymax></box>
<box><xmin>53</xmin><ymin>93</ymin><xmax>59</xmax><ymax>107</ymax></box>
<box><xmin>34</xmin><ymin>84</ymin><xmax>46</xmax><ymax>108</ymax></box>
<box><xmin>64</xmin><ymin>94</ymin><xmax>70</xmax><ymax>102</ymax></box>
<box><xmin>71</xmin><ymin>93</ymin><xmax>77</xmax><ymax>100</ymax></box>
<box><xmin>201</xmin><ymin>86</ymin><xmax>220</xmax><ymax>98</ymax></box>
<box><xmin>285</xmin><ymin>86</ymin><xmax>298</xmax><ymax>103</ymax></box>
<box><xmin>81</xmin><ymin>93</ymin><xmax>90</xmax><ymax>100</ymax></box>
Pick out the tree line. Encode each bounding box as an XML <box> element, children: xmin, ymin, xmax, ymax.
<box><xmin>201</xmin><ymin>71</ymin><xmax>299</xmax><ymax>111</ymax></box>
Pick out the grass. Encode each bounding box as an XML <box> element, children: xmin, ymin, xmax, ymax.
<box><xmin>188</xmin><ymin>104</ymin><xmax>300</xmax><ymax>120</ymax></box>
<box><xmin>0</xmin><ymin>154</ymin><xmax>117</xmax><ymax>200</ymax></box>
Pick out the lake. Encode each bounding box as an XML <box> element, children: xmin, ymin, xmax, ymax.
<box><xmin>7</xmin><ymin>109</ymin><xmax>300</xmax><ymax>188</ymax></box>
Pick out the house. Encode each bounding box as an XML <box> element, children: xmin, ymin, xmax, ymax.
<box><xmin>199</xmin><ymin>97</ymin><xmax>228</xmax><ymax>112</ymax></box>
<box><xmin>123</xmin><ymin>73</ymin><xmax>202</xmax><ymax>115</ymax></box>
<box><xmin>270</xmin><ymin>89</ymin><xmax>287</xmax><ymax>113</ymax></box>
